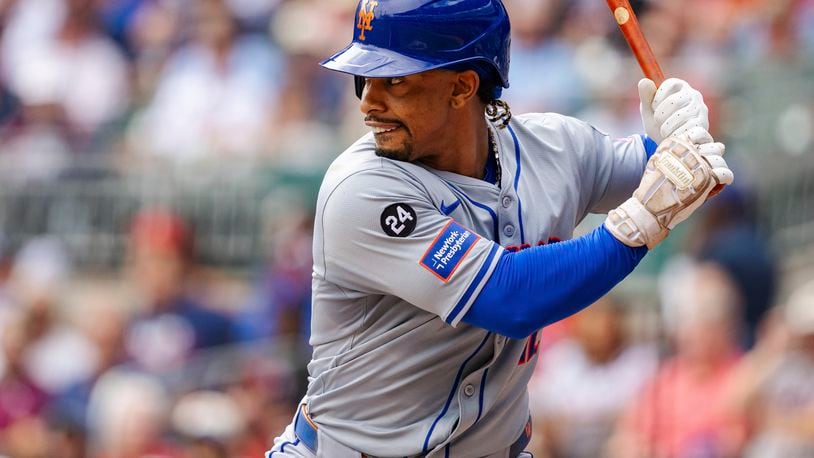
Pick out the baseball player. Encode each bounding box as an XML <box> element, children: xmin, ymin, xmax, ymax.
<box><xmin>267</xmin><ymin>1</ymin><xmax>733</xmax><ymax>457</ymax></box>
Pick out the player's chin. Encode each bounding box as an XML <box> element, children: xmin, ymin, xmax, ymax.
<box><xmin>373</xmin><ymin>132</ymin><xmax>413</xmax><ymax>161</ymax></box>
<box><xmin>374</xmin><ymin>143</ymin><xmax>413</xmax><ymax>162</ymax></box>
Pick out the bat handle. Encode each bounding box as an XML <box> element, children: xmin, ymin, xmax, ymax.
<box><xmin>643</xmin><ymin>62</ymin><xmax>665</xmax><ymax>87</ymax></box>
<box><xmin>606</xmin><ymin>0</ymin><xmax>665</xmax><ymax>86</ymax></box>
<box><xmin>606</xmin><ymin>1</ymin><xmax>725</xmax><ymax>194</ymax></box>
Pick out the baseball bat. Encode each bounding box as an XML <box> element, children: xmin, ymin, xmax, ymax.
<box><xmin>606</xmin><ymin>0</ymin><xmax>725</xmax><ymax>194</ymax></box>
<box><xmin>605</xmin><ymin>0</ymin><xmax>664</xmax><ymax>85</ymax></box>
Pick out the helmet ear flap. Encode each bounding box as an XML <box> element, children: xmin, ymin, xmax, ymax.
<box><xmin>354</xmin><ymin>75</ymin><xmax>365</xmax><ymax>99</ymax></box>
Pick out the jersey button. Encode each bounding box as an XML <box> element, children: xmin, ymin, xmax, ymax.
<box><xmin>503</xmin><ymin>225</ymin><xmax>515</xmax><ymax>237</ymax></box>
<box><xmin>501</xmin><ymin>196</ymin><xmax>512</xmax><ymax>208</ymax></box>
<box><xmin>463</xmin><ymin>384</ymin><xmax>475</xmax><ymax>397</ymax></box>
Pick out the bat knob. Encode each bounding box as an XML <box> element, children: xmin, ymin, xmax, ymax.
<box><xmin>708</xmin><ymin>183</ymin><xmax>726</xmax><ymax>199</ymax></box>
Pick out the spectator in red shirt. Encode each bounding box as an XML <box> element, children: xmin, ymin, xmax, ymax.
<box><xmin>611</xmin><ymin>263</ymin><xmax>747</xmax><ymax>458</ymax></box>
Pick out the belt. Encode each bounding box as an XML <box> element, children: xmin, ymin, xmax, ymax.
<box><xmin>294</xmin><ymin>405</ymin><xmax>532</xmax><ymax>458</ymax></box>
<box><xmin>294</xmin><ymin>404</ymin><xmax>320</xmax><ymax>452</ymax></box>
<box><xmin>509</xmin><ymin>416</ymin><xmax>532</xmax><ymax>457</ymax></box>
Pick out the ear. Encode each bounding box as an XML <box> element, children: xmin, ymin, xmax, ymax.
<box><xmin>450</xmin><ymin>70</ymin><xmax>480</xmax><ymax>109</ymax></box>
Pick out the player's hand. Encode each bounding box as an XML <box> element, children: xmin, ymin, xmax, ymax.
<box><xmin>687</xmin><ymin>126</ymin><xmax>733</xmax><ymax>188</ymax></box>
<box><xmin>604</xmin><ymin>132</ymin><xmax>733</xmax><ymax>249</ymax></box>
<box><xmin>638</xmin><ymin>78</ymin><xmax>709</xmax><ymax>144</ymax></box>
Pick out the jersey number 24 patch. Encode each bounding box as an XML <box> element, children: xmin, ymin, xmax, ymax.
<box><xmin>380</xmin><ymin>203</ymin><xmax>417</xmax><ymax>237</ymax></box>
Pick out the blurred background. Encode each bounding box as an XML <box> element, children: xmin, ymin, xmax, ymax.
<box><xmin>0</xmin><ymin>0</ymin><xmax>811</xmax><ymax>457</ymax></box>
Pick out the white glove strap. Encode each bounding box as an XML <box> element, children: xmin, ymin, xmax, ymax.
<box><xmin>605</xmin><ymin>197</ymin><xmax>668</xmax><ymax>249</ymax></box>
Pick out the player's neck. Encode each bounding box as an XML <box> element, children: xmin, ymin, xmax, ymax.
<box><xmin>420</xmin><ymin>113</ymin><xmax>490</xmax><ymax>179</ymax></box>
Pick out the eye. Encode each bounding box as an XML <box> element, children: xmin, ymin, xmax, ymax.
<box><xmin>389</xmin><ymin>77</ymin><xmax>405</xmax><ymax>86</ymax></box>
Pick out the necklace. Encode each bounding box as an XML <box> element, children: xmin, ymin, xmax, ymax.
<box><xmin>488</xmin><ymin>128</ymin><xmax>501</xmax><ymax>186</ymax></box>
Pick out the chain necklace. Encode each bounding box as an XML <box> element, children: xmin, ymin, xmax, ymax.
<box><xmin>488</xmin><ymin>128</ymin><xmax>501</xmax><ymax>186</ymax></box>
<box><xmin>485</xmin><ymin>99</ymin><xmax>510</xmax><ymax>186</ymax></box>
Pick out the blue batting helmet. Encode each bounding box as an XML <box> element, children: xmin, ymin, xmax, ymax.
<box><xmin>320</xmin><ymin>0</ymin><xmax>511</xmax><ymax>98</ymax></box>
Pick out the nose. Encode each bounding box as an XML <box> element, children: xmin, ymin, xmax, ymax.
<box><xmin>359</xmin><ymin>77</ymin><xmax>386</xmax><ymax>115</ymax></box>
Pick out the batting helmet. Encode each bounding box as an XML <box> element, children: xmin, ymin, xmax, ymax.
<box><xmin>320</xmin><ymin>0</ymin><xmax>511</xmax><ymax>99</ymax></box>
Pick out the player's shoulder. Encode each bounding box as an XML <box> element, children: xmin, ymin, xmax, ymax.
<box><xmin>512</xmin><ymin>112</ymin><xmax>606</xmax><ymax>138</ymax></box>
<box><xmin>317</xmin><ymin>134</ymin><xmax>431</xmax><ymax>207</ymax></box>
<box><xmin>509</xmin><ymin>112</ymin><xmax>610</xmax><ymax>157</ymax></box>
<box><xmin>324</xmin><ymin>134</ymin><xmax>414</xmax><ymax>179</ymax></box>
<box><xmin>320</xmin><ymin>133</ymin><xmax>380</xmax><ymax>184</ymax></box>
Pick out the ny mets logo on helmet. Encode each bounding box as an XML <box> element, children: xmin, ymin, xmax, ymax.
<box><xmin>356</xmin><ymin>0</ymin><xmax>378</xmax><ymax>41</ymax></box>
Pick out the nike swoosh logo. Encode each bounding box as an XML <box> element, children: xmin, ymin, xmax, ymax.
<box><xmin>440</xmin><ymin>199</ymin><xmax>461</xmax><ymax>216</ymax></box>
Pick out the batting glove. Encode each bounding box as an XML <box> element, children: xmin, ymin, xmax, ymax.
<box><xmin>605</xmin><ymin>132</ymin><xmax>733</xmax><ymax>249</ymax></box>
<box><xmin>639</xmin><ymin>78</ymin><xmax>709</xmax><ymax>144</ymax></box>
<box><xmin>686</xmin><ymin>126</ymin><xmax>734</xmax><ymax>187</ymax></box>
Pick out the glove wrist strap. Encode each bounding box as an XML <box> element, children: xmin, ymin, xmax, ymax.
<box><xmin>605</xmin><ymin>197</ymin><xmax>668</xmax><ymax>249</ymax></box>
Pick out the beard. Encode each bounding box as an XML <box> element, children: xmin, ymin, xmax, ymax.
<box><xmin>374</xmin><ymin>142</ymin><xmax>414</xmax><ymax>162</ymax></box>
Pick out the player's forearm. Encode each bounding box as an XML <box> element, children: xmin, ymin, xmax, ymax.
<box><xmin>463</xmin><ymin>226</ymin><xmax>646</xmax><ymax>339</ymax></box>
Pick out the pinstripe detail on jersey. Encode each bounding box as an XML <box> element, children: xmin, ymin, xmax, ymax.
<box><xmin>267</xmin><ymin>438</ymin><xmax>300</xmax><ymax>457</ymax></box>
<box><xmin>475</xmin><ymin>368</ymin><xmax>489</xmax><ymax>423</ymax></box>
<box><xmin>443</xmin><ymin>182</ymin><xmax>499</xmax><ymax>239</ymax></box>
<box><xmin>443</xmin><ymin>366</ymin><xmax>489</xmax><ymax>458</ymax></box>
<box><xmin>422</xmin><ymin>332</ymin><xmax>492</xmax><ymax>453</ymax></box>
<box><xmin>445</xmin><ymin>243</ymin><xmax>499</xmax><ymax>324</ymax></box>
<box><xmin>507</xmin><ymin>125</ymin><xmax>526</xmax><ymax>244</ymax></box>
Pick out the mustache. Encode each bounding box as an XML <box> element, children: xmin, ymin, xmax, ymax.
<box><xmin>365</xmin><ymin>115</ymin><xmax>402</xmax><ymax>125</ymax></box>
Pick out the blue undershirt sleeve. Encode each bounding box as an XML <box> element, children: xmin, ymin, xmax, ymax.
<box><xmin>641</xmin><ymin>135</ymin><xmax>658</xmax><ymax>159</ymax></box>
<box><xmin>462</xmin><ymin>225</ymin><xmax>647</xmax><ymax>339</ymax></box>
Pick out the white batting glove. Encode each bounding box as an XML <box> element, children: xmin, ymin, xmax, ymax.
<box><xmin>605</xmin><ymin>132</ymin><xmax>733</xmax><ymax>249</ymax></box>
<box><xmin>638</xmin><ymin>78</ymin><xmax>709</xmax><ymax>144</ymax></box>
<box><xmin>686</xmin><ymin>126</ymin><xmax>734</xmax><ymax>186</ymax></box>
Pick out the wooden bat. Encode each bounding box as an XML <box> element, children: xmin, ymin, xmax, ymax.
<box><xmin>605</xmin><ymin>0</ymin><xmax>664</xmax><ymax>85</ymax></box>
<box><xmin>606</xmin><ymin>0</ymin><xmax>725</xmax><ymax>194</ymax></box>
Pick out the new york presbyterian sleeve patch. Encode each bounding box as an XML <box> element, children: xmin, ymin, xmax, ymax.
<box><xmin>420</xmin><ymin>220</ymin><xmax>480</xmax><ymax>282</ymax></box>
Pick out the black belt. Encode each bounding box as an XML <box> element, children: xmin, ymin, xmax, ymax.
<box><xmin>294</xmin><ymin>405</ymin><xmax>531</xmax><ymax>457</ymax></box>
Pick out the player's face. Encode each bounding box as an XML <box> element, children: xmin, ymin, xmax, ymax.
<box><xmin>359</xmin><ymin>71</ymin><xmax>458</xmax><ymax>162</ymax></box>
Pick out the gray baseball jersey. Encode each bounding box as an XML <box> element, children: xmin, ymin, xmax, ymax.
<box><xmin>273</xmin><ymin>113</ymin><xmax>648</xmax><ymax>457</ymax></box>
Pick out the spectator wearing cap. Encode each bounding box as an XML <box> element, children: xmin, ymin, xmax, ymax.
<box><xmin>123</xmin><ymin>209</ymin><xmax>235</xmax><ymax>372</ymax></box>
<box><xmin>692</xmin><ymin>187</ymin><xmax>778</xmax><ymax>350</ymax></box>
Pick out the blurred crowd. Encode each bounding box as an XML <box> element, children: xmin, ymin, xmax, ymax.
<box><xmin>0</xmin><ymin>207</ymin><xmax>313</xmax><ymax>458</ymax></box>
<box><xmin>527</xmin><ymin>264</ymin><xmax>814</xmax><ymax>458</ymax></box>
<box><xmin>0</xmin><ymin>0</ymin><xmax>812</xmax><ymax>457</ymax></box>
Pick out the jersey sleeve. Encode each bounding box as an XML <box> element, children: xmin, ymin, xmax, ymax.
<box><xmin>564</xmin><ymin>118</ymin><xmax>650</xmax><ymax>215</ymax></box>
<box><xmin>314</xmin><ymin>166</ymin><xmax>502</xmax><ymax>326</ymax></box>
